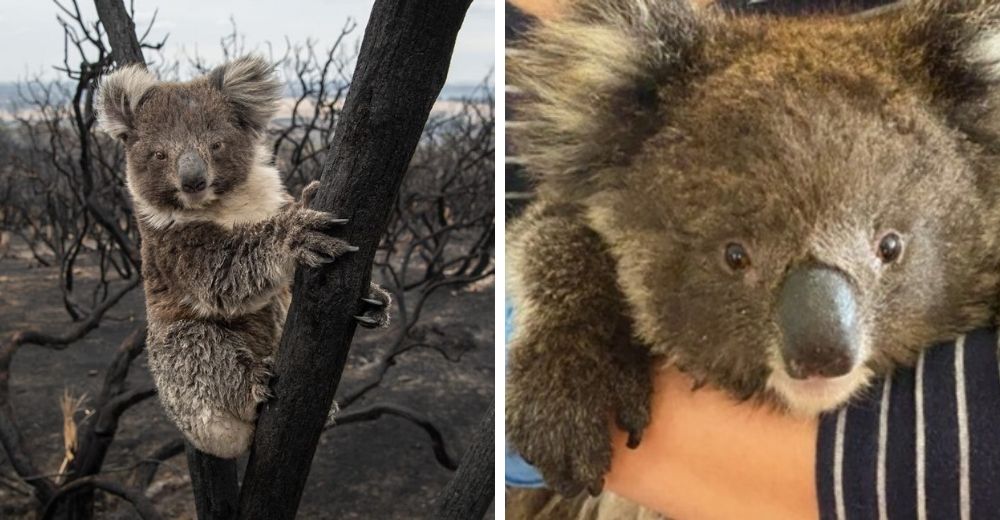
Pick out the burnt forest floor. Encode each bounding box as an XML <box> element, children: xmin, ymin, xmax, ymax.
<box><xmin>0</xmin><ymin>247</ymin><xmax>495</xmax><ymax>519</ymax></box>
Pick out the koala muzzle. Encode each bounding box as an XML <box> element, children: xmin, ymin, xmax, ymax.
<box><xmin>178</xmin><ymin>151</ymin><xmax>208</xmax><ymax>194</ymax></box>
<box><xmin>777</xmin><ymin>266</ymin><xmax>860</xmax><ymax>380</ymax></box>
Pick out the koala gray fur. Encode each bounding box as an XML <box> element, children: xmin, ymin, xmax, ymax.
<box><xmin>506</xmin><ymin>0</ymin><xmax>1000</xmax><ymax>510</ymax></box>
<box><xmin>96</xmin><ymin>56</ymin><xmax>390</xmax><ymax>458</ymax></box>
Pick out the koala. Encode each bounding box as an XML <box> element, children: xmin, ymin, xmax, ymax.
<box><xmin>96</xmin><ymin>56</ymin><xmax>391</xmax><ymax>458</ymax></box>
<box><xmin>506</xmin><ymin>0</ymin><xmax>1000</xmax><ymax>501</ymax></box>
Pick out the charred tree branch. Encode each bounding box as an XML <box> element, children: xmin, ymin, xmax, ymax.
<box><xmin>131</xmin><ymin>438</ymin><xmax>185</xmax><ymax>490</ymax></box>
<box><xmin>40</xmin><ymin>476</ymin><xmax>162</xmax><ymax>520</ymax></box>
<box><xmin>185</xmin><ymin>444</ymin><xmax>238</xmax><ymax>520</ymax></box>
<box><xmin>430</xmin><ymin>402</ymin><xmax>493</xmax><ymax>520</ymax></box>
<box><xmin>325</xmin><ymin>403</ymin><xmax>458</xmax><ymax>470</ymax></box>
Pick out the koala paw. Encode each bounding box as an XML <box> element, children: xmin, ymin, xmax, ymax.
<box><xmin>506</xmin><ymin>355</ymin><xmax>614</xmax><ymax>495</ymax></box>
<box><xmin>324</xmin><ymin>400</ymin><xmax>341</xmax><ymax>428</ymax></box>
<box><xmin>612</xmin><ymin>351</ymin><xmax>653</xmax><ymax>449</ymax></box>
<box><xmin>614</xmin><ymin>379</ymin><xmax>652</xmax><ymax>449</ymax></box>
<box><xmin>248</xmin><ymin>356</ymin><xmax>275</xmax><ymax>407</ymax></box>
<box><xmin>507</xmin><ymin>335</ymin><xmax>653</xmax><ymax>498</ymax></box>
<box><xmin>355</xmin><ymin>283</ymin><xmax>392</xmax><ymax>329</ymax></box>
<box><xmin>283</xmin><ymin>195</ymin><xmax>355</xmax><ymax>267</ymax></box>
<box><xmin>507</xmin><ymin>386</ymin><xmax>612</xmax><ymax>496</ymax></box>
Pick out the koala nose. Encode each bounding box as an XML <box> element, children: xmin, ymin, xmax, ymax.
<box><xmin>178</xmin><ymin>151</ymin><xmax>208</xmax><ymax>194</ymax></box>
<box><xmin>777</xmin><ymin>266</ymin><xmax>861</xmax><ymax>380</ymax></box>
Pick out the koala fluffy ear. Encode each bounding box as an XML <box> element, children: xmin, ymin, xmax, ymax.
<box><xmin>95</xmin><ymin>64</ymin><xmax>157</xmax><ymax>143</ymax></box>
<box><xmin>208</xmin><ymin>55</ymin><xmax>282</xmax><ymax>134</ymax></box>
<box><xmin>508</xmin><ymin>0</ymin><xmax>707</xmax><ymax>200</ymax></box>
<box><xmin>895</xmin><ymin>1</ymin><xmax>1000</xmax><ymax>138</ymax></box>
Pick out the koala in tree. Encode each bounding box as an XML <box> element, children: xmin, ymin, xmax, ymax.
<box><xmin>96</xmin><ymin>56</ymin><xmax>391</xmax><ymax>458</ymax></box>
<box><xmin>507</xmin><ymin>0</ymin><xmax>1000</xmax><ymax>497</ymax></box>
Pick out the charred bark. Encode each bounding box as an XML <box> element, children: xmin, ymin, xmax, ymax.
<box><xmin>236</xmin><ymin>0</ymin><xmax>473</xmax><ymax>518</ymax></box>
<box><xmin>431</xmin><ymin>402</ymin><xmax>494</xmax><ymax>520</ymax></box>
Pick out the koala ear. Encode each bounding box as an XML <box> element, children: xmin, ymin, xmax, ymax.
<box><xmin>895</xmin><ymin>1</ymin><xmax>1000</xmax><ymax>137</ymax></box>
<box><xmin>508</xmin><ymin>0</ymin><xmax>706</xmax><ymax>200</ymax></box>
<box><xmin>95</xmin><ymin>65</ymin><xmax>157</xmax><ymax>143</ymax></box>
<box><xmin>207</xmin><ymin>55</ymin><xmax>282</xmax><ymax>134</ymax></box>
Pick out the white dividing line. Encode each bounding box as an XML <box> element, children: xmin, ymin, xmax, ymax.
<box><xmin>916</xmin><ymin>351</ymin><xmax>927</xmax><ymax>520</ymax></box>
<box><xmin>877</xmin><ymin>376</ymin><xmax>892</xmax><ymax>520</ymax></box>
<box><xmin>835</xmin><ymin>407</ymin><xmax>847</xmax><ymax>520</ymax></box>
<box><xmin>955</xmin><ymin>335</ymin><xmax>970</xmax><ymax>520</ymax></box>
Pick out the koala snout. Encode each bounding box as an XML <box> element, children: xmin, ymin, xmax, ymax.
<box><xmin>777</xmin><ymin>266</ymin><xmax>861</xmax><ymax>380</ymax></box>
<box><xmin>178</xmin><ymin>151</ymin><xmax>209</xmax><ymax>194</ymax></box>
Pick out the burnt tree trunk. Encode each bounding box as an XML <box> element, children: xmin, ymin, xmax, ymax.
<box><xmin>94</xmin><ymin>2</ymin><xmax>239</xmax><ymax>520</ymax></box>
<box><xmin>431</xmin><ymin>402</ymin><xmax>495</xmax><ymax>519</ymax></box>
<box><xmin>185</xmin><ymin>444</ymin><xmax>238</xmax><ymax>520</ymax></box>
<box><xmin>237</xmin><ymin>0</ymin><xmax>473</xmax><ymax>518</ymax></box>
<box><xmin>93</xmin><ymin>0</ymin><xmax>145</xmax><ymax>66</ymax></box>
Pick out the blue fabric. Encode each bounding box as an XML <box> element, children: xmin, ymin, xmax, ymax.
<box><xmin>504</xmin><ymin>297</ymin><xmax>546</xmax><ymax>488</ymax></box>
<box><xmin>816</xmin><ymin>328</ymin><xmax>1000</xmax><ymax>519</ymax></box>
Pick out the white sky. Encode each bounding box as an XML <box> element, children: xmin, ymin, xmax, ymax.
<box><xmin>0</xmin><ymin>0</ymin><xmax>494</xmax><ymax>85</ymax></box>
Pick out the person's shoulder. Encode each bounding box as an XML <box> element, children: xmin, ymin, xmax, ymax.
<box><xmin>817</xmin><ymin>327</ymin><xmax>1000</xmax><ymax>520</ymax></box>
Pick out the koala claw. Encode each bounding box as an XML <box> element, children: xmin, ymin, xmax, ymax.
<box><xmin>300</xmin><ymin>180</ymin><xmax>321</xmax><ymax>207</ymax></box>
<box><xmin>587</xmin><ymin>479</ymin><xmax>605</xmax><ymax>497</ymax></box>
<box><xmin>354</xmin><ymin>315</ymin><xmax>379</xmax><ymax>328</ymax></box>
<box><xmin>311</xmin><ymin>214</ymin><xmax>349</xmax><ymax>230</ymax></box>
<box><xmin>355</xmin><ymin>284</ymin><xmax>392</xmax><ymax>329</ymax></box>
<box><xmin>625</xmin><ymin>429</ymin><xmax>642</xmax><ymax>449</ymax></box>
<box><xmin>346</xmin><ymin>245</ymin><xmax>360</xmax><ymax>252</ymax></box>
<box><xmin>617</xmin><ymin>407</ymin><xmax>647</xmax><ymax>449</ymax></box>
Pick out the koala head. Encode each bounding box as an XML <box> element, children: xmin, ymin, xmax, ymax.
<box><xmin>512</xmin><ymin>0</ymin><xmax>1000</xmax><ymax>415</ymax></box>
<box><xmin>96</xmin><ymin>55</ymin><xmax>283</xmax><ymax>226</ymax></box>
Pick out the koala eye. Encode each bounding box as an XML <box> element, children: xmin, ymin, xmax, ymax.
<box><xmin>724</xmin><ymin>243</ymin><xmax>751</xmax><ymax>271</ymax></box>
<box><xmin>877</xmin><ymin>232</ymin><xmax>903</xmax><ymax>263</ymax></box>
<box><xmin>210</xmin><ymin>141</ymin><xmax>224</xmax><ymax>151</ymax></box>
<box><xmin>153</xmin><ymin>151</ymin><xmax>167</xmax><ymax>161</ymax></box>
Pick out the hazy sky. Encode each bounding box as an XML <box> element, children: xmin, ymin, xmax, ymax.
<box><xmin>0</xmin><ymin>0</ymin><xmax>494</xmax><ymax>84</ymax></box>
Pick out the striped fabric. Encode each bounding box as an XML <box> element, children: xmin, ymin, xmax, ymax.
<box><xmin>817</xmin><ymin>328</ymin><xmax>1000</xmax><ymax>520</ymax></box>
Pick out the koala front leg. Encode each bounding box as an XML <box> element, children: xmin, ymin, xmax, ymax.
<box><xmin>164</xmin><ymin>183</ymin><xmax>356</xmax><ymax>318</ymax></box>
<box><xmin>506</xmin><ymin>202</ymin><xmax>653</xmax><ymax>497</ymax></box>
<box><xmin>282</xmin><ymin>181</ymin><xmax>358</xmax><ymax>269</ymax></box>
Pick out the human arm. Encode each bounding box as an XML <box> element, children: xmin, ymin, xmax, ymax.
<box><xmin>605</xmin><ymin>367</ymin><xmax>818</xmax><ymax>520</ymax></box>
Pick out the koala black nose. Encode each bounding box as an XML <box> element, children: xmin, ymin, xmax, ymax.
<box><xmin>777</xmin><ymin>266</ymin><xmax>861</xmax><ymax>380</ymax></box>
<box><xmin>181</xmin><ymin>177</ymin><xmax>207</xmax><ymax>194</ymax></box>
<box><xmin>178</xmin><ymin>151</ymin><xmax>208</xmax><ymax>194</ymax></box>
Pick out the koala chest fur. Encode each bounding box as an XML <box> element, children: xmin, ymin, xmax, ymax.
<box><xmin>139</xmin><ymin>198</ymin><xmax>293</xmax><ymax>359</ymax></box>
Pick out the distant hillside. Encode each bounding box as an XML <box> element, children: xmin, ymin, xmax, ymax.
<box><xmin>0</xmin><ymin>81</ymin><xmax>492</xmax><ymax>112</ymax></box>
<box><xmin>0</xmin><ymin>83</ymin><xmax>21</xmax><ymax>107</ymax></box>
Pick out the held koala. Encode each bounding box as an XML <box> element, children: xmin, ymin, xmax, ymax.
<box><xmin>96</xmin><ymin>56</ymin><xmax>391</xmax><ymax>459</ymax></box>
<box><xmin>507</xmin><ymin>0</ymin><xmax>1000</xmax><ymax>498</ymax></box>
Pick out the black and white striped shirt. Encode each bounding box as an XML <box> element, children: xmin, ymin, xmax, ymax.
<box><xmin>817</xmin><ymin>327</ymin><xmax>1000</xmax><ymax>520</ymax></box>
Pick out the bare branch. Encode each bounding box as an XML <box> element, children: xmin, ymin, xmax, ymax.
<box><xmin>325</xmin><ymin>403</ymin><xmax>458</xmax><ymax>470</ymax></box>
<box><xmin>40</xmin><ymin>476</ymin><xmax>162</xmax><ymax>520</ymax></box>
<box><xmin>131</xmin><ymin>438</ymin><xmax>185</xmax><ymax>490</ymax></box>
